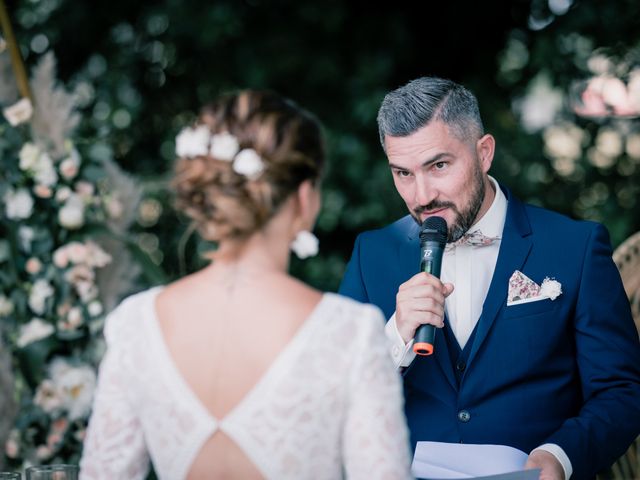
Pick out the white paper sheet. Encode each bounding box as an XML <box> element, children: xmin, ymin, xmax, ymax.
<box><xmin>411</xmin><ymin>441</ymin><xmax>540</xmax><ymax>480</ymax></box>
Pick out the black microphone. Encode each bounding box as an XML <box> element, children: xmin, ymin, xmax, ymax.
<box><xmin>413</xmin><ymin>216</ymin><xmax>448</xmax><ymax>356</ymax></box>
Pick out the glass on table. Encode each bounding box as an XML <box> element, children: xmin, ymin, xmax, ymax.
<box><xmin>0</xmin><ymin>472</ymin><xmax>22</xmax><ymax>479</ymax></box>
<box><xmin>24</xmin><ymin>465</ymin><xmax>78</xmax><ymax>480</ymax></box>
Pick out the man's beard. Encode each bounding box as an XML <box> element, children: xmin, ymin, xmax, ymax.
<box><xmin>411</xmin><ymin>164</ymin><xmax>485</xmax><ymax>243</ymax></box>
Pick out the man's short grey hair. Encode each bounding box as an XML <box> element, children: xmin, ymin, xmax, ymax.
<box><xmin>377</xmin><ymin>77</ymin><xmax>484</xmax><ymax>151</ymax></box>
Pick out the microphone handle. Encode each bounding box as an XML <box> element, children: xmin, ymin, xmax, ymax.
<box><xmin>413</xmin><ymin>241</ymin><xmax>444</xmax><ymax>356</ymax></box>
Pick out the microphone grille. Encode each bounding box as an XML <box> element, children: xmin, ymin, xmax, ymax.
<box><xmin>420</xmin><ymin>216</ymin><xmax>448</xmax><ymax>244</ymax></box>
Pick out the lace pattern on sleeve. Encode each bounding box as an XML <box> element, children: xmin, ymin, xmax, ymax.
<box><xmin>342</xmin><ymin>303</ymin><xmax>414</xmax><ymax>479</ymax></box>
<box><xmin>79</xmin><ymin>302</ymin><xmax>150</xmax><ymax>480</ymax></box>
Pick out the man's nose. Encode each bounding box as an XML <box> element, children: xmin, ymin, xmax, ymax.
<box><xmin>414</xmin><ymin>178</ymin><xmax>436</xmax><ymax>206</ymax></box>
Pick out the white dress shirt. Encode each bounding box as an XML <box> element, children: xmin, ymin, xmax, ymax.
<box><xmin>384</xmin><ymin>177</ymin><xmax>572</xmax><ymax>479</ymax></box>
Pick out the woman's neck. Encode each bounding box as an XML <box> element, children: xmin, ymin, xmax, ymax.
<box><xmin>205</xmin><ymin>231</ymin><xmax>291</xmax><ymax>288</ymax></box>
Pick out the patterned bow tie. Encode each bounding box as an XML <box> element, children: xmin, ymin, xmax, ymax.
<box><xmin>445</xmin><ymin>229</ymin><xmax>500</xmax><ymax>251</ymax></box>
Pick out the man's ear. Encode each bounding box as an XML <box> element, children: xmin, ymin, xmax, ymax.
<box><xmin>476</xmin><ymin>134</ymin><xmax>495</xmax><ymax>173</ymax></box>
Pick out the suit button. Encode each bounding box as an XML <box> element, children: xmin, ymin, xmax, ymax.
<box><xmin>456</xmin><ymin>361</ymin><xmax>466</xmax><ymax>372</ymax></box>
<box><xmin>458</xmin><ymin>410</ymin><xmax>471</xmax><ymax>422</ymax></box>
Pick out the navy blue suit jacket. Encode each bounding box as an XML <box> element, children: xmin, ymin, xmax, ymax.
<box><xmin>339</xmin><ymin>186</ymin><xmax>640</xmax><ymax>479</ymax></box>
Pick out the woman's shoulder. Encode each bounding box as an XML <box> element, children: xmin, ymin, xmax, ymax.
<box><xmin>103</xmin><ymin>286</ymin><xmax>163</xmax><ymax>343</ymax></box>
<box><xmin>317</xmin><ymin>293</ymin><xmax>387</xmax><ymax>331</ymax></box>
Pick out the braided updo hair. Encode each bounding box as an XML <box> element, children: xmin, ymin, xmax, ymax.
<box><xmin>173</xmin><ymin>90</ymin><xmax>325</xmax><ymax>249</ymax></box>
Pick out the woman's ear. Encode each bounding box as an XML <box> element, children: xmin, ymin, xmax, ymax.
<box><xmin>294</xmin><ymin>179</ymin><xmax>321</xmax><ymax>230</ymax></box>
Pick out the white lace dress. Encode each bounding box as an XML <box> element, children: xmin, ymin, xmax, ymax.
<box><xmin>79</xmin><ymin>288</ymin><xmax>413</xmax><ymax>480</ymax></box>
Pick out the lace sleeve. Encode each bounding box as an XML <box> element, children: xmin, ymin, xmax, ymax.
<box><xmin>79</xmin><ymin>309</ymin><xmax>150</xmax><ymax>480</ymax></box>
<box><xmin>342</xmin><ymin>305</ymin><xmax>414</xmax><ymax>480</ymax></box>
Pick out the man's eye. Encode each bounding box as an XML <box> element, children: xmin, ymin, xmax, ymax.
<box><xmin>434</xmin><ymin>161</ymin><xmax>447</xmax><ymax>170</ymax></box>
<box><xmin>395</xmin><ymin>170</ymin><xmax>411</xmax><ymax>177</ymax></box>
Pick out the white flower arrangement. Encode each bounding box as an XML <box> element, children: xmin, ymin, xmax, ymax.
<box><xmin>48</xmin><ymin>358</ymin><xmax>97</xmax><ymax>421</ymax></box>
<box><xmin>175</xmin><ymin>126</ymin><xmax>266</xmax><ymax>179</ymax></box>
<box><xmin>1</xmin><ymin>51</ymin><xmax>140</xmax><ymax>469</ymax></box>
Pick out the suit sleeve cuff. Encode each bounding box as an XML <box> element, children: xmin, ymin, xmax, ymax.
<box><xmin>531</xmin><ymin>443</ymin><xmax>572</xmax><ymax>480</ymax></box>
<box><xmin>384</xmin><ymin>312</ymin><xmax>416</xmax><ymax>368</ymax></box>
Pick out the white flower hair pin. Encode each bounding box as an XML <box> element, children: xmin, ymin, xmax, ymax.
<box><xmin>209</xmin><ymin>132</ymin><xmax>239</xmax><ymax>161</ymax></box>
<box><xmin>175</xmin><ymin>125</ymin><xmax>210</xmax><ymax>158</ymax></box>
<box><xmin>232</xmin><ymin>149</ymin><xmax>264</xmax><ymax>179</ymax></box>
<box><xmin>175</xmin><ymin>126</ymin><xmax>265</xmax><ymax>179</ymax></box>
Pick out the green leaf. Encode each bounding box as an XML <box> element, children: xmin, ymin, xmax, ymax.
<box><xmin>16</xmin><ymin>335</ymin><xmax>61</xmax><ymax>389</ymax></box>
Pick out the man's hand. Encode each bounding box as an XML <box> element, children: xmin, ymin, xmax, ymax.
<box><xmin>524</xmin><ymin>450</ymin><xmax>564</xmax><ymax>480</ymax></box>
<box><xmin>395</xmin><ymin>272</ymin><xmax>454</xmax><ymax>343</ymax></box>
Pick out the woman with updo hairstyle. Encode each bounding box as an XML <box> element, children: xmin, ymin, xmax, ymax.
<box><xmin>80</xmin><ymin>90</ymin><xmax>413</xmax><ymax>480</ymax></box>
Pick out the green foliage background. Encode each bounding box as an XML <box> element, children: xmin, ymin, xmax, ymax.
<box><xmin>7</xmin><ymin>0</ymin><xmax>640</xmax><ymax>292</ymax></box>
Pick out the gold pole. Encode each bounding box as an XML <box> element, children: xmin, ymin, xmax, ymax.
<box><xmin>0</xmin><ymin>0</ymin><xmax>31</xmax><ymax>100</ymax></box>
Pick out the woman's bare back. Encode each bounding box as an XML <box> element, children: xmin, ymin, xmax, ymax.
<box><xmin>155</xmin><ymin>266</ymin><xmax>322</xmax><ymax>479</ymax></box>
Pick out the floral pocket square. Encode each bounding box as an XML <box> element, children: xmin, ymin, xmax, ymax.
<box><xmin>507</xmin><ymin>270</ymin><xmax>562</xmax><ymax>306</ymax></box>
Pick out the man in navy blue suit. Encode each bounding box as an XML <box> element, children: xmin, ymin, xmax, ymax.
<box><xmin>339</xmin><ymin>76</ymin><xmax>640</xmax><ymax>479</ymax></box>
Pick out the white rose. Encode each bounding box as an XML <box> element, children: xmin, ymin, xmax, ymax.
<box><xmin>29</xmin><ymin>279</ymin><xmax>55</xmax><ymax>315</ymax></box>
<box><xmin>19</xmin><ymin>142</ymin><xmax>41</xmax><ymax>171</ymax></box>
<box><xmin>53</xmin><ymin>247</ymin><xmax>70</xmax><ymax>268</ymax></box>
<box><xmin>17</xmin><ymin>317</ymin><xmax>55</xmax><ymax>347</ymax></box>
<box><xmin>55</xmin><ymin>186</ymin><xmax>72</xmax><ymax>202</ymax></box>
<box><xmin>88</xmin><ymin>300</ymin><xmax>103</xmax><ymax>316</ymax></box>
<box><xmin>0</xmin><ymin>294</ymin><xmax>14</xmax><ymax>317</ymax></box>
<box><xmin>210</xmin><ymin>132</ymin><xmax>240</xmax><ymax>161</ymax></box>
<box><xmin>233</xmin><ymin>148</ymin><xmax>265</xmax><ymax>179</ymax></box>
<box><xmin>65</xmin><ymin>242</ymin><xmax>88</xmax><ymax>264</ymax></box>
<box><xmin>34</xmin><ymin>379</ymin><xmax>63</xmax><ymax>413</ymax></box>
<box><xmin>64</xmin><ymin>264</ymin><xmax>94</xmax><ymax>284</ymax></box>
<box><xmin>18</xmin><ymin>226</ymin><xmax>35</xmax><ymax>252</ymax></box>
<box><xmin>34</xmin><ymin>152</ymin><xmax>58</xmax><ymax>186</ymax></box>
<box><xmin>75</xmin><ymin>280</ymin><xmax>98</xmax><ymax>302</ymax></box>
<box><xmin>4</xmin><ymin>188</ymin><xmax>34</xmax><ymax>219</ymax></box>
<box><xmin>175</xmin><ymin>125</ymin><xmax>210</xmax><ymax>157</ymax></box>
<box><xmin>49</xmin><ymin>358</ymin><xmax>97</xmax><ymax>420</ymax></box>
<box><xmin>517</xmin><ymin>73</ymin><xmax>564</xmax><ymax>132</ymax></box>
<box><xmin>85</xmin><ymin>241</ymin><xmax>112</xmax><ymax>268</ymax></box>
<box><xmin>58</xmin><ymin>194</ymin><xmax>85</xmax><ymax>229</ymax></box>
<box><xmin>66</xmin><ymin>306</ymin><xmax>83</xmax><ymax>328</ymax></box>
<box><xmin>540</xmin><ymin>277</ymin><xmax>563</xmax><ymax>300</ymax></box>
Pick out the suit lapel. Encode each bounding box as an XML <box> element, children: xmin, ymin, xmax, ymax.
<box><xmin>402</xmin><ymin>222</ymin><xmax>457</xmax><ymax>391</ymax></box>
<box><xmin>466</xmin><ymin>188</ymin><xmax>533</xmax><ymax>367</ymax></box>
